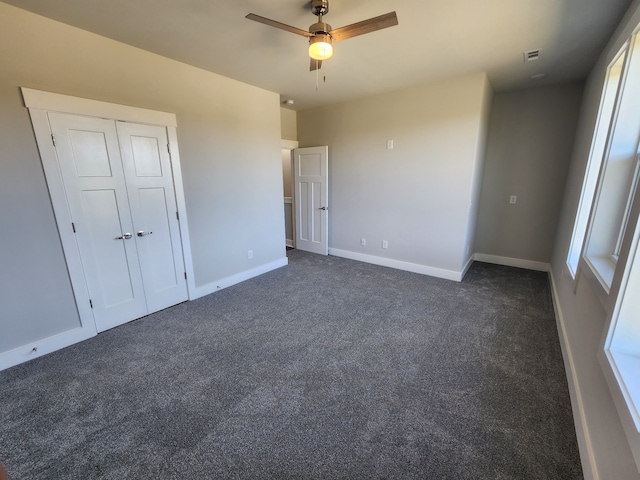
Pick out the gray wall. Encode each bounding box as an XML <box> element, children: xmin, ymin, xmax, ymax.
<box><xmin>0</xmin><ymin>3</ymin><xmax>286</xmax><ymax>353</ymax></box>
<box><xmin>551</xmin><ymin>0</ymin><xmax>640</xmax><ymax>478</ymax></box>
<box><xmin>475</xmin><ymin>84</ymin><xmax>584</xmax><ymax>263</ymax></box>
<box><xmin>297</xmin><ymin>73</ymin><xmax>492</xmax><ymax>276</ymax></box>
<box><xmin>280</xmin><ymin>108</ymin><xmax>297</xmax><ymax>142</ymax></box>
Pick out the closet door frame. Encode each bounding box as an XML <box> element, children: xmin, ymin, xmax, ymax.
<box><xmin>22</xmin><ymin>87</ymin><xmax>196</xmax><ymax>336</ymax></box>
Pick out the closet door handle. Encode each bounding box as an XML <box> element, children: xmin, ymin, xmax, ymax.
<box><xmin>137</xmin><ymin>230</ymin><xmax>153</xmax><ymax>237</ymax></box>
<box><xmin>115</xmin><ymin>233</ymin><xmax>133</xmax><ymax>240</ymax></box>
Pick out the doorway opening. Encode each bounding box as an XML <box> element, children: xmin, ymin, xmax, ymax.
<box><xmin>282</xmin><ymin>140</ymin><xmax>298</xmax><ymax>249</ymax></box>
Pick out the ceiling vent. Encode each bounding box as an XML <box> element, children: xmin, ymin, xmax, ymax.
<box><xmin>524</xmin><ymin>49</ymin><xmax>541</xmax><ymax>62</ymax></box>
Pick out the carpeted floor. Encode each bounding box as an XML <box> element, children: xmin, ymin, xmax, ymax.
<box><xmin>0</xmin><ymin>250</ymin><xmax>582</xmax><ymax>479</ymax></box>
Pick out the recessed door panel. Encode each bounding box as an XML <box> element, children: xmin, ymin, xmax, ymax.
<box><xmin>312</xmin><ymin>181</ymin><xmax>322</xmax><ymax>243</ymax></box>
<box><xmin>299</xmin><ymin>182</ymin><xmax>310</xmax><ymax>241</ymax></box>
<box><xmin>81</xmin><ymin>189</ymin><xmax>138</xmax><ymax>308</ymax></box>
<box><xmin>137</xmin><ymin>187</ymin><xmax>180</xmax><ymax>291</ymax></box>
<box><xmin>69</xmin><ymin>130</ymin><xmax>113</xmax><ymax>177</ymax></box>
<box><xmin>300</xmin><ymin>153</ymin><xmax>322</xmax><ymax>177</ymax></box>
<box><xmin>130</xmin><ymin>135</ymin><xmax>163</xmax><ymax>177</ymax></box>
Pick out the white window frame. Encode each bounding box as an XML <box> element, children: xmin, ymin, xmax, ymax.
<box><xmin>599</xmin><ymin>180</ymin><xmax>640</xmax><ymax>469</ymax></box>
<box><xmin>566</xmin><ymin>45</ymin><xmax>628</xmax><ymax>279</ymax></box>
<box><xmin>570</xmin><ymin>23</ymin><xmax>640</xmax><ymax>471</ymax></box>
<box><xmin>581</xmin><ymin>27</ymin><xmax>640</xmax><ymax>301</ymax></box>
<box><xmin>613</xmin><ymin>150</ymin><xmax>640</xmax><ymax>259</ymax></box>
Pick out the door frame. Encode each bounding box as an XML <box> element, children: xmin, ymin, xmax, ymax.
<box><xmin>21</xmin><ymin>88</ymin><xmax>196</xmax><ymax>334</ymax></box>
<box><xmin>282</xmin><ymin>140</ymin><xmax>298</xmax><ymax>249</ymax></box>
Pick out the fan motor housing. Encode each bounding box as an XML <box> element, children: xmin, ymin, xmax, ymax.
<box><xmin>310</xmin><ymin>21</ymin><xmax>331</xmax><ymax>35</ymax></box>
<box><xmin>311</xmin><ymin>0</ymin><xmax>329</xmax><ymax>16</ymax></box>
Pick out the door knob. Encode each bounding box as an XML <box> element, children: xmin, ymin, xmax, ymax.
<box><xmin>115</xmin><ymin>233</ymin><xmax>132</xmax><ymax>240</ymax></box>
<box><xmin>319</xmin><ymin>206</ymin><xmax>328</xmax><ymax>211</ymax></box>
<box><xmin>137</xmin><ymin>230</ymin><xmax>153</xmax><ymax>237</ymax></box>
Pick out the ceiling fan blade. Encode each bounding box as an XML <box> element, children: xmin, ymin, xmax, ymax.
<box><xmin>330</xmin><ymin>12</ymin><xmax>398</xmax><ymax>42</ymax></box>
<box><xmin>246</xmin><ymin>13</ymin><xmax>313</xmax><ymax>37</ymax></box>
<box><xmin>310</xmin><ymin>59</ymin><xmax>323</xmax><ymax>71</ymax></box>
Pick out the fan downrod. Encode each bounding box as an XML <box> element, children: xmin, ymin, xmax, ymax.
<box><xmin>311</xmin><ymin>0</ymin><xmax>329</xmax><ymax>17</ymax></box>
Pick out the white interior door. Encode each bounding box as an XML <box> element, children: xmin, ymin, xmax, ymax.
<box><xmin>116</xmin><ymin>122</ymin><xmax>188</xmax><ymax>314</ymax></box>
<box><xmin>294</xmin><ymin>146</ymin><xmax>328</xmax><ymax>255</ymax></box>
<box><xmin>49</xmin><ymin>113</ymin><xmax>148</xmax><ymax>331</ymax></box>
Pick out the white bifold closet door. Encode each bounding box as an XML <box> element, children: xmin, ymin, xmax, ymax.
<box><xmin>49</xmin><ymin>112</ymin><xmax>188</xmax><ymax>332</ymax></box>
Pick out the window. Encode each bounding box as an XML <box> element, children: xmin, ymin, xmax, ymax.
<box><xmin>566</xmin><ymin>47</ymin><xmax>627</xmax><ymax>277</ymax></box>
<box><xmin>576</xmin><ymin>24</ymin><xmax>640</xmax><ymax>470</ymax></box>
<box><xmin>600</xmin><ymin>186</ymin><xmax>640</xmax><ymax>468</ymax></box>
<box><xmin>613</xmin><ymin>149</ymin><xmax>640</xmax><ymax>259</ymax></box>
<box><xmin>582</xmin><ymin>30</ymin><xmax>640</xmax><ymax>294</ymax></box>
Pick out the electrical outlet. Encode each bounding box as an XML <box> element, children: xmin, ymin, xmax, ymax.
<box><xmin>509</xmin><ymin>195</ymin><xmax>517</xmax><ymax>205</ymax></box>
<box><xmin>382</xmin><ymin>240</ymin><xmax>389</xmax><ymax>249</ymax></box>
<box><xmin>247</xmin><ymin>250</ymin><xmax>253</xmax><ymax>259</ymax></box>
<box><xmin>361</xmin><ymin>238</ymin><xmax>366</xmax><ymax>246</ymax></box>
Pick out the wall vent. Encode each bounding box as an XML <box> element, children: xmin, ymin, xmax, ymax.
<box><xmin>523</xmin><ymin>49</ymin><xmax>541</xmax><ymax>62</ymax></box>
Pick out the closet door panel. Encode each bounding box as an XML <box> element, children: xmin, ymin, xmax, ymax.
<box><xmin>48</xmin><ymin>113</ymin><xmax>148</xmax><ymax>332</ymax></box>
<box><xmin>117</xmin><ymin>122</ymin><xmax>188</xmax><ymax>313</ymax></box>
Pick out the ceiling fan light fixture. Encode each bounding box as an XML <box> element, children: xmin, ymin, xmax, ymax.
<box><xmin>309</xmin><ymin>35</ymin><xmax>333</xmax><ymax>60</ymax></box>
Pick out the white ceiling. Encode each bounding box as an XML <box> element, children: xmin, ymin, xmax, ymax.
<box><xmin>2</xmin><ymin>0</ymin><xmax>633</xmax><ymax>111</ymax></box>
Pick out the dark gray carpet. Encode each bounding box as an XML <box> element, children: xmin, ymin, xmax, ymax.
<box><xmin>0</xmin><ymin>250</ymin><xmax>582</xmax><ymax>479</ymax></box>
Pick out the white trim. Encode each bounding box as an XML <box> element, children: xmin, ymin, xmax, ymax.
<box><xmin>473</xmin><ymin>253</ymin><xmax>550</xmax><ymax>272</ymax></box>
<box><xmin>167</xmin><ymin>127</ymin><xmax>196</xmax><ymax>298</ymax></box>
<box><xmin>328</xmin><ymin>248</ymin><xmax>463</xmax><ymax>282</ymax></box>
<box><xmin>0</xmin><ymin>327</ymin><xmax>94</xmax><ymax>372</ymax></box>
<box><xmin>549</xmin><ymin>271</ymin><xmax>599</xmax><ymax>480</ymax></box>
<box><xmin>283</xmin><ymin>198</ymin><xmax>294</xmax><ymax>248</ymax></box>
<box><xmin>21</xmin><ymin>88</ymin><xmax>177</xmax><ymax>127</ymax></box>
<box><xmin>578</xmin><ymin>256</ymin><xmax>610</xmax><ymax>310</ymax></box>
<box><xmin>604</xmin><ymin>351</ymin><xmax>640</xmax><ymax>430</ymax></box>
<box><xmin>191</xmin><ymin>257</ymin><xmax>289</xmax><ymax>299</ymax></box>
<box><xmin>460</xmin><ymin>255</ymin><xmax>475</xmax><ymax>280</ymax></box>
<box><xmin>281</xmin><ymin>139</ymin><xmax>299</xmax><ymax>149</ymax></box>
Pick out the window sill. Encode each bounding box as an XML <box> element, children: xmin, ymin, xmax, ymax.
<box><xmin>579</xmin><ymin>254</ymin><xmax>615</xmax><ymax>309</ymax></box>
<box><xmin>601</xmin><ymin>349</ymin><xmax>640</xmax><ymax>469</ymax></box>
<box><xmin>607</xmin><ymin>350</ymin><xmax>640</xmax><ymax>430</ymax></box>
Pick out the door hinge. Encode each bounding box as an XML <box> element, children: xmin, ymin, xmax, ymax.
<box><xmin>72</xmin><ymin>222</ymin><xmax>76</xmax><ymax>233</ymax></box>
<box><xmin>51</xmin><ymin>134</ymin><xmax>56</xmax><ymax>147</ymax></box>
<box><xmin>184</xmin><ymin>272</ymin><xmax>187</xmax><ymax>280</ymax></box>
<box><xmin>176</xmin><ymin>211</ymin><xmax>180</xmax><ymax>220</ymax></box>
<box><xmin>89</xmin><ymin>299</ymin><xmax>93</xmax><ymax>309</ymax></box>
<box><xmin>167</xmin><ymin>143</ymin><xmax>171</xmax><ymax>154</ymax></box>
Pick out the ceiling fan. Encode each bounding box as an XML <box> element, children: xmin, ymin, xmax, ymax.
<box><xmin>246</xmin><ymin>0</ymin><xmax>398</xmax><ymax>71</ymax></box>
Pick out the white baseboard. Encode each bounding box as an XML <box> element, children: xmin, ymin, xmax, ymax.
<box><xmin>474</xmin><ymin>253</ymin><xmax>550</xmax><ymax>272</ymax></box>
<box><xmin>1</xmin><ymin>257</ymin><xmax>290</xmax><ymax>371</ymax></box>
<box><xmin>191</xmin><ymin>257</ymin><xmax>289</xmax><ymax>299</ymax></box>
<box><xmin>0</xmin><ymin>326</ymin><xmax>95</xmax><ymax>372</ymax></box>
<box><xmin>461</xmin><ymin>255</ymin><xmax>474</xmax><ymax>280</ymax></box>
<box><xmin>328</xmin><ymin>248</ymin><xmax>463</xmax><ymax>282</ymax></box>
<box><xmin>549</xmin><ymin>271</ymin><xmax>599</xmax><ymax>480</ymax></box>
<box><xmin>286</xmin><ymin>239</ymin><xmax>294</xmax><ymax>248</ymax></box>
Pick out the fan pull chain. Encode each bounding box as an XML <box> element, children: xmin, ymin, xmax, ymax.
<box><xmin>314</xmin><ymin>66</ymin><xmax>327</xmax><ymax>92</ymax></box>
<box><xmin>316</xmin><ymin>63</ymin><xmax>319</xmax><ymax>91</ymax></box>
